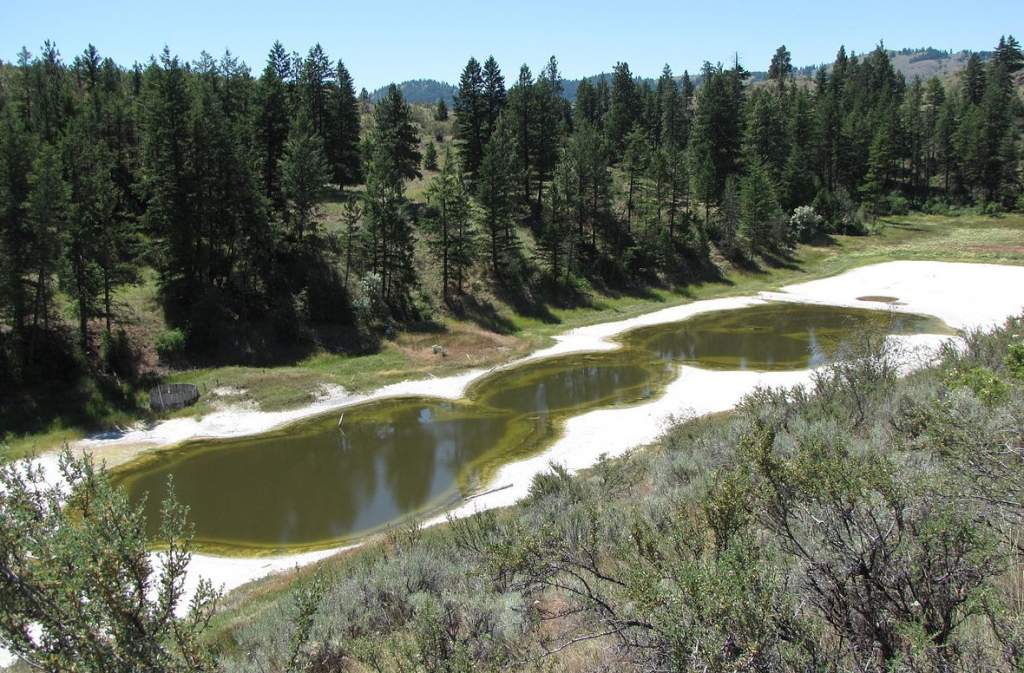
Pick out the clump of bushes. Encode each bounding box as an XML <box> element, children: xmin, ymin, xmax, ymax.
<box><xmin>946</xmin><ymin>365</ymin><xmax>1009</xmax><ymax>404</ymax></box>
<box><xmin>789</xmin><ymin>205</ymin><xmax>824</xmax><ymax>242</ymax></box>
<box><xmin>1007</xmin><ymin>339</ymin><xmax>1024</xmax><ymax>378</ymax></box>
<box><xmin>154</xmin><ymin>328</ymin><xmax>187</xmax><ymax>364</ymax></box>
<box><xmin>813</xmin><ymin>187</ymin><xmax>865</xmax><ymax>235</ymax></box>
<box><xmin>886</xmin><ymin>191</ymin><xmax>911</xmax><ymax>215</ymax></box>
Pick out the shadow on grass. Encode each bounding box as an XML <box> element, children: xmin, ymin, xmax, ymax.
<box><xmin>878</xmin><ymin>218</ymin><xmax>928</xmax><ymax>232</ymax></box>
<box><xmin>493</xmin><ymin>279</ymin><xmax>561</xmax><ymax>326</ymax></box>
<box><xmin>448</xmin><ymin>295</ymin><xmax>520</xmax><ymax>335</ymax></box>
<box><xmin>0</xmin><ymin>374</ymin><xmax>152</xmax><ymax>447</ymax></box>
<box><xmin>759</xmin><ymin>248</ymin><xmax>801</xmax><ymax>271</ymax></box>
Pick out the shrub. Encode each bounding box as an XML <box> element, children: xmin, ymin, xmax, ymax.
<box><xmin>154</xmin><ymin>328</ymin><xmax>187</xmax><ymax>364</ymax></box>
<box><xmin>789</xmin><ymin>205</ymin><xmax>824</xmax><ymax>242</ymax></box>
<box><xmin>812</xmin><ymin>187</ymin><xmax>861</xmax><ymax>234</ymax></box>
<box><xmin>1005</xmin><ymin>340</ymin><xmax>1024</xmax><ymax>379</ymax></box>
<box><xmin>353</xmin><ymin>272</ymin><xmax>388</xmax><ymax>326</ymax></box>
<box><xmin>982</xmin><ymin>200</ymin><xmax>1004</xmax><ymax>216</ymax></box>
<box><xmin>946</xmin><ymin>366</ymin><xmax>1009</xmax><ymax>405</ymax></box>
<box><xmin>886</xmin><ymin>191</ymin><xmax>910</xmax><ymax>215</ymax></box>
<box><xmin>0</xmin><ymin>449</ymin><xmax>218</xmax><ymax>671</ymax></box>
<box><xmin>923</xmin><ymin>198</ymin><xmax>951</xmax><ymax>216</ymax></box>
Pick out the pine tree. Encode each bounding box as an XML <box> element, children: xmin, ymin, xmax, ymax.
<box><xmin>482</xmin><ymin>56</ymin><xmax>507</xmax><ymax>141</ymax></box>
<box><xmin>860</xmin><ymin>111</ymin><xmax>899</xmax><ymax>213</ymax></box>
<box><xmin>423</xmin><ymin>141</ymin><xmax>439</xmax><ymax>171</ymax></box>
<box><xmin>956</xmin><ymin>102</ymin><xmax>985</xmax><ymax>198</ymax></box>
<box><xmin>687</xmin><ymin>62</ymin><xmax>745</xmax><ymax>218</ymax></box>
<box><xmin>934</xmin><ymin>92</ymin><xmax>957</xmax><ymax>198</ymax></box>
<box><xmin>768</xmin><ymin>45</ymin><xmax>793</xmax><ymax>92</ymax></box>
<box><xmin>622</xmin><ymin>127</ymin><xmax>650</xmax><ymax>236</ymax></box>
<box><xmin>24</xmin><ymin>145</ymin><xmax>67</xmax><ymax>334</ymax></box>
<box><xmin>30</xmin><ymin>42</ymin><xmax>71</xmax><ymax>145</ymax></box>
<box><xmin>506</xmin><ymin>65</ymin><xmax>535</xmax><ymax>217</ymax></box>
<box><xmin>539</xmin><ymin>155</ymin><xmax>573</xmax><ymax>282</ymax></box>
<box><xmin>781</xmin><ymin>87</ymin><xmax>818</xmax><ymax>210</ymax></box>
<box><xmin>574</xmin><ymin>78</ymin><xmax>603</xmax><ymax>127</ymax></box>
<box><xmin>327</xmin><ymin>60</ymin><xmax>362</xmax><ymax>186</ymax></box>
<box><xmin>454</xmin><ymin>57</ymin><xmax>486</xmax><ymax>177</ymax></box>
<box><xmin>68</xmin><ymin>45</ymin><xmax>142</xmax><ymax>342</ymax></box>
<box><xmin>656</xmin><ymin>65</ymin><xmax>681</xmax><ymax>149</ymax></box>
<box><xmin>280</xmin><ymin>111</ymin><xmax>330</xmax><ymax>245</ymax></box>
<box><xmin>341</xmin><ymin>198</ymin><xmax>363</xmax><ymax>290</ymax></box>
<box><xmin>739</xmin><ymin>159</ymin><xmax>780</xmax><ymax>253</ymax></box>
<box><xmin>607</xmin><ymin>62</ymin><xmax>639</xmax><ymax>154</ymax></box>
<box><xmin>531</xmin><ymin>57</ymin><xmax>565</xmax><ymax>218</ymax></box>
<box><xmin>902</xmin><ymin>78</ymin><xmax>925</xmax><ymax>200</ymax></box>
<box><xmin>424</xmin><ymin>149</ymin><xmax>477</xmax><ymax>300</ymax></box>
<box><xmin>664</xmin><ymin>146</ymin><xmax>691</xmax><ymax>246</ymax></box>
<box><xmin>256</xmin><ymin>42</ymin><xmax>292</xmax><ymax>211</ymax></box>
<box><xmin>977</xmin><ymin>60</ymin><xmax>1015</xmax><ymax>202</ymax></box>
<box><xmin>743</xmin><ymin>89</ymin><xmax>787</xmax><ymax>182</ymax></box>
<box><xmin>559</xmin><ymin>121</ymin><xmax>612</xmax><ymax>260</ymax></box>
<box><xmin>922</xmin><ymin>77</ymin><xmax>945</xmax><ymax>195</ymax></box>
<box><xmin>299</xmin><ymin>44</ymin><xmax>333</xmax><ymax>138</ymax></box>
<box><xmin>373</xmin><ymin>84</ymin><xmax>422</xmax><ymax>181</ymax></box>
<box><xmin>140</xmin><ymin>49</ymin><xmax>197</xmax><ymax>310</ymax></box>
<box><xmin>0</xmin><ymin>105</ymin><xmax>37</xmax><ymax>362</ymax></box>
<box><xmin>62</xmin><ymin>118</ymin><xmax>114</xmax><ymax>351</ymax></box>
<box><xmin>476</xmin><ymin>113</ymin><xmax>522</xmax><ymax>278</ymax></box>
<box><xmin>678</xmin><ymin>70</ymin><xmax>694</xmax><ymax>146</ymax></box>
<box><xmin>641</xmin><ymin>146</ymin><xmax>670</xmax><ymax>259</ymax></box>
<box><xmin>994</xmin><ymin>35</ymin><xmax>1024</xmax><ymax>74</ymax></box>
<box><xmin>963</xmin><ymin>53</ymin><xmax>986</xmax><ymax>106</ymax></box>
<box><xmin>363</xmin><ymin>123</ymin><xmax>416</xmax><ymax>308</ymax></box>
<box><xmin>715</xmin><ymin>175</ymin><xmax>741</xmax><ymax>255</ymax></box>
<box><xmin>185</xmin><ymin>50</ymin><xmax>270</xmax><ymax>338</ymax></box>
<box><xmin>434</xmin><ymin>98</ymin><xmax>449</xmax><ymax>121</ymax></box>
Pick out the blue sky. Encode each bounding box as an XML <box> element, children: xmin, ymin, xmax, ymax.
<box><xmin>2</xmin><ymin>0</ymin><xmax>1017</xmax><ymax>90</ymax></box>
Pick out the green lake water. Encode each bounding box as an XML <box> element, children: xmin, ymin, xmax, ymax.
<box><xmin>116</xmin><ymin>302</ymin><xmax>949</xmax><ymax>552</ymax></box>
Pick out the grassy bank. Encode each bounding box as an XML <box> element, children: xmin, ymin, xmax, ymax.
<box><xmin>5</xmin><ymin>211</ymin><xmax>1024</xmax><ymax>459</ymax></box>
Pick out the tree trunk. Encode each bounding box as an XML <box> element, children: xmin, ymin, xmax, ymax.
<box><xmin>104</xmin><ymin>270</ymin><xmax>112</xmax><ymax>335</ymax></box>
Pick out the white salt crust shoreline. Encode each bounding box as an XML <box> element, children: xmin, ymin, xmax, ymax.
<box><xmin>4</xmin><ymin>261</ymin><xmax>1023</xmax><ymax>667</ymax></box>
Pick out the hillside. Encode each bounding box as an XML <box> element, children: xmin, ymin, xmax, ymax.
<box><xmin>369</xmin><ymin>78</ymin><xmax>457</xmax><ymax>103</ymax></box>
<box><xmin>375</xmin><ymin>46</ymin><xmax>993</xmax><ymax>103</ymax></box>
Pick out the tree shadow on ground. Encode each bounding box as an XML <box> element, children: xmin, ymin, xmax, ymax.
<box><xmin>0</xmin><ymin>373</ymin><xmax>153</xmax><ymax>445</ymax></box>
<box><xmin>493</xmin><ymin>279</ymin><xmax>561</xmax><ymax>326</ymax></box>
<box><xmin>759</xmin><ymin>248</ymin><xmax>801</xmax><ymax>271</ymax></box>
<box><xmin>448</xmin><ymin>295</ymin><xmax>519</xmax><ymax>335</ymax></box>
<box><xmin>878</xmin><ymin>218</ymin><xmax>928</xmax><ymax>232</ymax></box>
<box><xmin>803</xmin><ymin>231</ymin><xmax>840</xmax><ymax>247</ymax></box>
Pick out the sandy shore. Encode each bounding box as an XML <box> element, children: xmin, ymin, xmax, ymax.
<box><xmin>6</xmin><ymin>260</ymin><xmax>1023</xmax><ymax>666</ymax></box>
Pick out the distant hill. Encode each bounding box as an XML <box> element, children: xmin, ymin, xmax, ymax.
<box><xmin>369</xmin><ymin>79</ymin><xmax>457</xmax><ymax>104</ymax></box>
<box><xmin>888</xmin><ymin>48</ymin><xmax>993</xmax><ymax>80</ymax></box>
<box><xmin>376</xmin><ymin>47</ymin><xmax>993</xmax><ymax>105</ymax></box>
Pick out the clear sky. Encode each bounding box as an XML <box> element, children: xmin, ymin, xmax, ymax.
<box><xmin>2</xmin><ymin>0</ymin><xmax>1018</xmax><ymax>90</ymax></box>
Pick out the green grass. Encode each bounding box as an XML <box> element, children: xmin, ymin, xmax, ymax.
<box><xmin>5</xmin><ymin>212</ymin><xmax>1024</xmax><ymax>459</ymax></box>
<box><xmin>502</xmin><ymin>212</ymin><xmax>1024</xmax><ymax>338</ymax></box>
